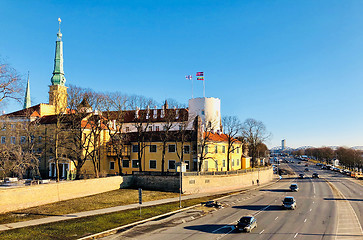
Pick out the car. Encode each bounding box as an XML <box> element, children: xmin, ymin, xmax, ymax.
<box><xmin>236</xmin><ymin>216</ymin><xmax>257</xmax><ymax>232</ymax></box>
<box><xmin>312</xmin><ymin>172</ymin><xmax>319</xmax><ymax>178</ymax></box>
<box><xmin>304</xmin><ymin>168</ymin><xmax>309</xmax><ymax>172</ymax></box>
<box><xmin>298</xmin><ymin>162</ymin><xmax>301</xmax><ymax>164</ymax></box>
<box><xmin>299</xmin><ymin>173</ymin><xmax>305</xmax><ymax>179</ymax></box>
<box><xmin>282</xmin><ymin>196</ymin><xmax>296</xmax><ymax>209</ymax></box>
<box><xmin>290</xmin><ymin>183</ymin><xmax>299</xmax><ymax>191</ymax></box>
<box><xmin>305</xmin><ymin>164</ymin><xmax>308</xmax><ymax>167</ymax></box>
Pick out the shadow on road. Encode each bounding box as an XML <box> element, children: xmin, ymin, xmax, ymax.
<box><xmin>324</xmin><ymin>198</ymin><xmax>363</xmax><ymax>202</ymax></box>
<box><xmin>184</xmin><ymin>224</ymin><xmax>238</xmax><ymax>234</ymax></box>
<box><xmin>232</xmin><ymin>205</ymin><xmax>283</xmax><ymax>211</ymax></box>
<box><xmin>260</xmin><ymin>189</ymin><xmax>288</xmax><ymax>192</ymax></box>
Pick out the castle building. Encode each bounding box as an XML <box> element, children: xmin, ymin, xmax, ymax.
<box><xmin>0</xmin><ymin>21</ymin><xmax>249</xmax><ymax>180</ymax></box>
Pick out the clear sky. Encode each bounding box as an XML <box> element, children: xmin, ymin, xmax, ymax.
<box><xmin>1</xmin><ymin>0</ymin><xmax>363</xmax><ymax>149</ymax></box>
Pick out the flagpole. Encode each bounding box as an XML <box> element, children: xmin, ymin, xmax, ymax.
<box><xmin>203</xmin><ymin>76</ymin><xmax>205</xmax><ymax>98</ymax></box>
<box><xmin>192</xmin><ymin>77</ymin><xmax>194</xmax><ymax>99</ymax></box>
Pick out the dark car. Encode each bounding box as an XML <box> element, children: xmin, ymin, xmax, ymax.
<box><xmin>236</xmin><ymin>216</ymin><xmax>257</xmax><ymax>232</ymax></box>
<box><xmin>299</xmin><ymin>173</ymin><xmax>305</xmax><ymax>179</ymax></box>
<box><xmin>304</xmin><ymin>168</ymin><xmax>309</xmax><ymax>172</ymax></box>
<box><xmin>312</xmin><ymin>173</ymin><xmax>319</xmax><ymax>178</ymax></box>
<box><xmin>298</xmin><ymin>162</ymin><xmax>301</xmax><ymax>164</ymax></box>
<box><xmin>290</xmin><ymin>183</ymin><xmax>299</xmax><ymax>191</ymax></box>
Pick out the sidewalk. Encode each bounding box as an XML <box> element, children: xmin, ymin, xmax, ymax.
<box><xmin>0</xmin><ymin>178</ymin><xmax>280</xmax><ymax>232</ymax></box>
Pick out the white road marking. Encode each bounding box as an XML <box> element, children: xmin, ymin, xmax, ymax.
<box><xmin>294</xmin><ymin>233</ymin><xmax>299</xmax><ymax>238</ymax></box>
<box><xmin>254</xmin><ymin>205</ymin><xmax>271</xmax><ymax>216</ymax></box>
<box><xmin>259</xmin><ymin>229</ymin><xmax>264</xmax><ymax>234</ymax></box>
<box><xmin>310</xmin><ymin>209</ymin><xmax>312</xmax><ymax>212</ymax></box>
<box><xmin>275</xmin><ymin>216</ymin><xmax>279</xmax><ymax>220</ymax></box>
<box><xmin>304</xmin><ymin>219</ymin><xmax>307</xmax><ymax>223</ymax></box>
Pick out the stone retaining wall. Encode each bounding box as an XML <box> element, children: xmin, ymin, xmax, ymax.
<box><xmin>0</xmin><ymin>175</ymin><xmax>133</xmax><ymax>213</ymax></box>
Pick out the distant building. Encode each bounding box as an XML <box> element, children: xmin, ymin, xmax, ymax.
<box><xmin>281</xmin><ymin>139</ymin><xmax>286</xmax><ymax>150</ymax></box>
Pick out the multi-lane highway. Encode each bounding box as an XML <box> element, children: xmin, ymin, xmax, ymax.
<box><xmin>103</xmin><ymin>160</ymin><xmax>363</xmax><ymax>240</ymax></box>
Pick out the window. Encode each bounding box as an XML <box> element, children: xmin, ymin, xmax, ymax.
<box><xmin>237</xmin><ymin>147</ymin><xmax>239</xmax><ymax>153</ymax></box>
<box><xmin>222</xmin><ymin>146</ymin><xmax>226</xmax><ymax>153</ymax></box>
<box><xmin>215</xmin><ymin>161</ymin><xmax>218</xmax><ymax>169</ymax></box>
<box><xmin>223</xmin><ymin>160</ymin><xmax>226</xmax><ymax>168</ymax></box>
<box><xmin>10</xmin><ymin>136</ymin><xmax>16</xmax><ymax>144</ymax></box>
<box><xmin>201</xmin><ymin>110</ymin><xmax>205</xmax><ymax>115</ymax></box>
<box><xmin>155</xmin><ymin>126</ymin><xmax>160</xmax><ymax>131</ymax></box>
<box><xmin>148</xmin><ymin>126</ymin><xmax>152</xmax><ymax>131</ymax></box>
<box><xmin>215</xmin><ymin>146</ymin><xmax>218</xmax><ymax>153</ymax></box>
<box><xmin>205</xmin><ymin>146</ymin><xmax>208</xmax><ymax>153</ymax></box>
<box><xmin>185</xmin><ymin>160</ymin><xmax>190</xmax><ymax>170</ymax></box>
<box><xmin>109</xmin><ymin>161</ymin><xmax>115</xmax><ymax>170</ymax></box>
<box><xmin>122</xmin><ymin>160</ymin><xmax>130</xmax><ymax>168</ymax></box>
<box><xmin>237</xmin><ymin>159</ymin><xmax>240</xmax><ymax>165</ymax></box>
<box><xmin>10</xmin><ymin>124</ymin><xmax>14</xmax><ymax>129</ymax></box>
<box><xmin>132</xmin><ymin>145</ymin><xmax>139</xmax><ymax>152</ymax></box>
<box><xmin>168</xmin><ymin>144</ymin><xmax>176</xmax><ymax>153</ymax></box>
<box><xmin>150</xmin><ymin>145</ymin><xmax>157</xmax><ymax>152</ymax></box>
<box><xmin>183</xmin><ymin>145</ymin><xmax>190</xmax><ymax>154</ymax></box>
<box><xmin>168</xmin><ymin>160</ymin><xmax>176</xmax><ymax>170</ymax></box>
<box><xmin>38</xmin><ymin>136</ymin><xmax>42</xmax><ymax>143</ymax></box>
<box><xmin>125</xmin><ymin>127</ymin><xmax>130</xmax><ymax>132</ymax></box>
<box><xmin>1</xmin><ymin>136</ymin><xmax>6</xmax><ymax>144</ymax></box>
<box><xmin>232</xmin><ymin>159</ymin><xmax>235</xmax><ymax>167</ymax></box>
<box><xmin>49</xmin><ymin>148</ymin><xmax>53</xmax><ymax>153</ymax></box>
<box><xmin>21</xmin><ymin>136</ymin><xmax>26</xmax><ymax>144</ymax></box>
<box><xmin>149</xmin><ymin>160</ymin><xmax>157</xmax><ymax>169</ymax></box>
<box><xmin>132</xmin><ymin>160</ymin><xmax>139</xmax><ymax>168</ymax></box>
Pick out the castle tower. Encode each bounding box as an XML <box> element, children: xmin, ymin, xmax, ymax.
<box><xmin>23</xmin><ymin>72</ymin><xmax>31</xmax><ymax>109</ymax></box>
<box><xmin>188</xmin><ymin>97</ymin><xmax>221</xmax><ymax>132</ymax></box>
<box><xmin>49</xmin><ymin>18</ymin><xmax>68</xmax><ymax>114</ymax></box>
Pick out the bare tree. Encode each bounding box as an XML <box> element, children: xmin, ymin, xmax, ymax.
<box><xmin>241</xmin><ymin>118</ymin><xmax>271</xmax><ymax>167</ymax></box>
<box><xmin>222</xmin><ymin>116</ymin><xmax>242</xmax><ymax>171</ymax></box>
<box><xmin>0</xmin><ymin>61</ymin><xmax>23</xmax><ymax>104</ymax></box>
<box><xmin>128</xmin><ymin>95</ymin><xmax>157</xmax><ymax>172</ymax></box>
<box><xmin>101</xmin><ymin>92</ymin><xmax>129</xmax><ymax>175</ymax></box>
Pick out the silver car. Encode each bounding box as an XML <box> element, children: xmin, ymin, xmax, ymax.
<box><xmin>236</xmin><ymin>216</ymin><xmax>257</xmax><ymax>232</ymax></box>
<box><xmin>282</xmin><ymin>196</ymin><xmax>296</xmax><ymax>210</ymax></box>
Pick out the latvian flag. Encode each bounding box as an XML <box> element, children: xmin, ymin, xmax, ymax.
<box><xmin>185</xmin><ymin>75</ymin><xmax>192</xmax><ymax>80</ymax></box>
<box><xmin>196</xmin><ymin>72</ymin><xmax>204</xmax><ymax>80</ymax></box>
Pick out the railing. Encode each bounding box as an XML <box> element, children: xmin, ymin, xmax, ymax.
<box><xmin>106</xmin><ymin>146</ymin><xmax>130</xmax><ymax>156</ymax></box>
<box><xmin>183</xmin><ymin>166</ymin><xmax>272</xmax><ymax>176</ymax></box>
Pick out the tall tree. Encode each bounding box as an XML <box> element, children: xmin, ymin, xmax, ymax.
<box><xmin>222</xmin><ymin>116</ymin><xmax>242</xmax><ymax>171</ymax></box>
<box><xmin>0</xmin><ymin>61</ymin><xmax>23</xmax><ymax>104</ymax></box>
<box><xmin>241</xmin><ymin>118</ymin><xmax>271</xmax><ymax>167</ymax></box>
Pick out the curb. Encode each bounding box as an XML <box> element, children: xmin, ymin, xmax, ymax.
<box><xmin>78</xmin><ymin>177</ymin><xmax>281</xmax><ymax>240</ymax></box>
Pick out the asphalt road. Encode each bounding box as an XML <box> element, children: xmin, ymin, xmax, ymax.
<box><xmin>102</xmin><ymin>160</ymin><xmax>363</xmax><ymax>240</ymax></box>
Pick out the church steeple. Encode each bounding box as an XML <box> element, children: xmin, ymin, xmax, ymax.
<box><xmin>23</xmin><ymin>71</ymin><xmax>31</xmax><ymax>109</ymax></box>
<box><xmin>49</xmin><ymin>18</ymin><xmax>68</xmax><ymax>114</ymax></box>
<box><xmin>51</xmin><ymin>18</ymin><xmax>66</xmax><ymax>86</ymax></box>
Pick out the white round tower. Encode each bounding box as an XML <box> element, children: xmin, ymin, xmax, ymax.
<box><xmin>188</xmin><ymin>97</ymin><xmax>221</xmax><ymax>132</ymax></box>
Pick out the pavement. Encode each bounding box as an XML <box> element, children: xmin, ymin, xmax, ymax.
<box><xmin>0</xmin><ymin>176</ymin><xmax>280</xmax><ymax>232</ymax></box>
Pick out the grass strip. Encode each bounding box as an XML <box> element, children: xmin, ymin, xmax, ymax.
<box><xmin>0</xmin><ymin>189</ymin><xmax>178</xmax><ymax>224</ymax></box>
<box><xmin>0</xmin><ymin>193</ymin><xmax>227</xmax><ymax>240</ymax></box>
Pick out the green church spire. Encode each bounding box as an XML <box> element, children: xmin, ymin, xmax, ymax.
<box><xmin>23</xmin><ymin>71</ymin><xmax>31</xmax><ymax>109</ymax></box>
<box><xmin>51</xmin><ymin>18</ymin><xmax>66</xmax><ymax>86</ymax></box>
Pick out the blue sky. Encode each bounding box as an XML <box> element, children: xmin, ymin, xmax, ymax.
<box><xmin>1</xmin><ymin>0</ymin><xmax>363</xmax><ymax>148</ymax></box>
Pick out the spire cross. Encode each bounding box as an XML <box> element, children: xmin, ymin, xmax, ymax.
<box><xmin>57</xmin><ymin>18</ymin><xmax>62</xmax><ymax>40</ymax></box>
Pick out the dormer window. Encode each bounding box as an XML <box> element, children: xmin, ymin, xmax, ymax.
<box><xmin>161</xmin><ymin>109</ymin><xmax>165</xmax><ymax>118</ymax></box>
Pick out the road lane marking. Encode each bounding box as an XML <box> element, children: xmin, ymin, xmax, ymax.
<box><xmin>294</xmin><ymin>233</ymin><xmax>299</xmax><ymax>238</ymax></box>
<box><xmin>259</xmin><ymin>229</ymin><xmax>264</xmax><ymax>234</ymax></box>
<box><xmin>275</xmin><ymin>216</ymin><xmax>278</xmax><ymax>220</ymax></box>
<box><xmin>254</xmin><ymin>205</ymin><xmax>271</xmax><ymax>216</ymax></box>
<box><xmin>304</xmin><ymin>219</ymin><xmax>307</xmax><ymax>223</ymax></box>
<box><xmin>310</xmin><ymin>209</ymin><xmax>312</xmax><ymax>212</ymax></box>
<box><xmin>212</xmin><ymin>223</ymin><xmax>235</xmax><ymax>233</ymax></box>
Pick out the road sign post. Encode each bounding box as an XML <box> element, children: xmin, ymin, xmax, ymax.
<box><xmin>138</xmin><ymin>188</ymin><xmax>142</xmax><ymax>218</ymax></box>
<box><xmin>176</xmin><ymin>162</ymin><xmax>186</xmax><ymax>208</ymax></box>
